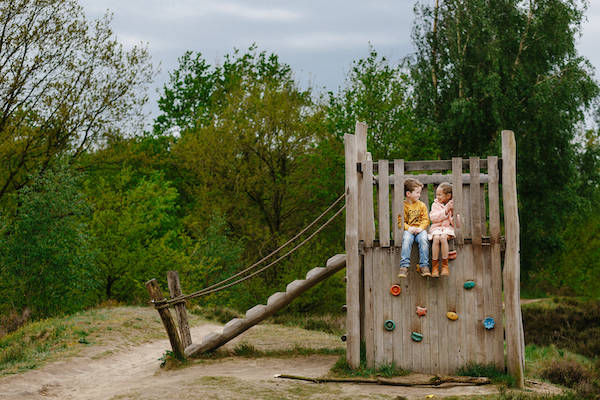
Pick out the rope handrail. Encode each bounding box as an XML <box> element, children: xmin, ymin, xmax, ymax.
<box><xmin>157</xmin><ymin>202</ymin><xmax>346</xmax><ymax>307</ymax></box>
<box><xmin>154</xmin><ymin>194</ymin><xmax>346</xmax><ymax>307</ymax></box>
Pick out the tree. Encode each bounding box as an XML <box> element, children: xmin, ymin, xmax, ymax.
<box><xmin>0</xmin><ymin>162</ymin><xmax>96</xmax><ymax>319</ymax></box>
<box><xmin>157</xmin><ymin>47</ymin><xmax>329</xmax><ymax>261</ymax></box>
<box><xmin>326</xmin><ymin>47</ymin><xmax>438</xmax><ymax>161</ymax></box>
<box><xmin>410</xmin><ymin>0</ymin><xmax>599</xmax><ymax>280</ymax></box>
<box><xmin>84</xmin><ymin>169</ymin><xmax>186</xmax><ymax>302</ymax></box>
<box><xmin>0</xmin><ymin>0</ymin><xmax>152</xmax><ymax>203</ymax></box>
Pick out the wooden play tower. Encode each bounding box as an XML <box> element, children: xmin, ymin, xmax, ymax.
<box><xmin>344</xmin><ymin>123</ymin><xmax>525</xmax><ymax>387</ymax></box>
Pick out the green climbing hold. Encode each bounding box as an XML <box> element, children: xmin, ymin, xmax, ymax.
<box><xmin>464</xmin><ymin>280</ymin><xmax>476</xmax><ymax>289</ymax></box>
<box><xmin>411</xmin><ymin>332</ymin><xmax>423</xmax><ymax>342</ymax></box>
<box><xmin>384</xmin><ymin>320</ymin><xmax>396</xmax><ymax>331</ymax></box>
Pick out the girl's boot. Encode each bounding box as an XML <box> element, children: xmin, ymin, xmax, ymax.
<box><xmin>431</xmin><ymin>259</ymin><xmax>440</xmax><ymax>277</ymax></box>
<box><xmin>441</xmin><ymin>259</ymin><xmax>449</xmax><ymax>276</ymax></box>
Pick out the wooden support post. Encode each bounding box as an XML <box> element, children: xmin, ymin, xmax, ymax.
<box><xmin>167</xmin><ymin>271</ymin><xmax>192</xmax><ymax>349</ymax></box>
<box><xmin>501</xmin><ymin>130</ymin><xmax>525</xmax><ymax>388</ymax></box>
<box><xmin>378</xmin><ymin>160</ymin><xmax>390</xmax><ymax>247</ymax></box>
<box><xmin>345</xmin><ymin>132</ymin><xmax>360</xmax><ymax>369</ymax></box>
<box><xmin>145</xmin><ymin>279</ymin><xmax>185</xmax><ymax>360</ymax></box>
<box><xmin>356</xmin><ymin>121</ymin><xmax>368</xmax><ymax>345</ymax></box>
<box><xmin>452</xmin><ymin>158</ymin><xmax>464</xmax><ymax>245</ymax></box>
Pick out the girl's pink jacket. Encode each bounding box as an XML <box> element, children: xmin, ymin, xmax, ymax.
<box><xmin>429</xmin><ymin>199</ymin><xmax>453</xmax><ymax>231</ymax></box>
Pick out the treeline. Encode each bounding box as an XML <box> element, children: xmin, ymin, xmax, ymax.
<box><xmin>1</xmin><ymin>0</ymin><xmax>599</xmax><ymax>329</ymax></box>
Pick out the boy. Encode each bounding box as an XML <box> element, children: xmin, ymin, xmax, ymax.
<box><xmin>398</xmin><ymin>178</ymin><xmax>430</xmax><ymax>278</ymax></box>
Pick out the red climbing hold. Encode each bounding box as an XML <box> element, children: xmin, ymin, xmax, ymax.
<box><xmin>390</xmin><ymin>285</ymin><xmax>402</xmax><ymax>296</ymax></box>
<box><xmin>416</xmin><ymin>306</ymin><xmax>427</xmax><ymax>316</ymax></box>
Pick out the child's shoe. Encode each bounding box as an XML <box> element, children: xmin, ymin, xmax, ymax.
<box><xmin>397</xmin><ymin>267</ymin><xmax>408</xmax><ymax>278</ymax></box>
<box><xmin>448</xmin><ymin>250</ymin><xmax>457</xmax><ymax>260</ymax></box>
<box><xmin>420</xmin><ymin>266</ymin><xmax>431</xmax><ymax>277</ymax></box>
<box><xmin>441</xmin><ymin>259</ymin><xmax>449</xmax><ymax>276</ymax></box>
<box><xmin>431</xmin><ymin>259</ymin><xmax>440</xmax><ymax>278</ymax></box>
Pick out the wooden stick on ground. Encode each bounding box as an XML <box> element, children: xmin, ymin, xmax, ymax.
<box><xmin>274</xmin><ymin>374</ymin><xmax>491</xmax><ymax>387</ymax></box>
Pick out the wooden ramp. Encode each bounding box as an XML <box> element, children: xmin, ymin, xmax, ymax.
<box><xmin>186</xmin><ymin>253</ymin><xmax>346</xmax><ymax>357</ymax></box>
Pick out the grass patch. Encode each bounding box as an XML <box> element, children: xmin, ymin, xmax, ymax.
<box><xmin>189</xmin><ymin>306</ymin><xmax>242</xmax><ymax>324</ymax></box>
<box><xmin>190</xmin><ymin>306</ymin><xmax>345</xmax><ymax>336</ymax></box>
<box><xmin>523</xmin><ymin>344</ymin><xmax>600</xmax><ymax>398</ymax></box>
<box><xmin>0</xmin><ymin>306</ymin><xmax>204</xmax><ymax>376</ymax></box>
<box><xmin>456</xmin><ymin>362</ymin><xmax>516</xmax><ymax>387</ymax></box>
<box><xmin>329</xmin><ymin>344</ymin><xmax>409</xmax><ymax>378</ymax></box>
<box><xmin>267</xmin><ymin>313</ymin><xmax>345</xmax><ymax>335</ymax></box>
<box><xmin>196</xmin><ymin>341</ymin><xmax>344</xmax><ymax>361</ymax></box>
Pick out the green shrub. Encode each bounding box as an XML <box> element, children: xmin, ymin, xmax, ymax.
<box><xmin>522</xmin><ymin>298</ymin><xmax>600</xmax><ymax>358</ymax></box>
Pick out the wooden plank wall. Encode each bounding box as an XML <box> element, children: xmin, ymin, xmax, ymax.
<box><xmin>363</xmin><ymin>158</ymin><xmax>504</xmax><ymax>374</ymax></box>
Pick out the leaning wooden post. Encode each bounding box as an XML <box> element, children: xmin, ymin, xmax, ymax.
<box><xmin>146</xmin><ymin>278</ymin><xmax>185</xmax><ymax>360</ymax></box>
<box><xmin>501</xmin><ymin>130</ymin><xmax>525</xmax><ymax>388</ymax></box>
<box><xmin>344</xmin><ymin>132</ymin><xmax>360</xmax><ymax>368</ymax></box>
<box><xmin>167</xmin><ymin>271</ymin><xmax>193</xmax><ymax>349</ymax></box>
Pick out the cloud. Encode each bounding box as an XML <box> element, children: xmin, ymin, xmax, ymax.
<box><xmin>271</xmin><ymin>32</ymin><xmax>403</xmax><ymax>51</ymax></box>
<box><xmin>82</xmin><ymin>0</ymin><xmax>301</xmax><ymax>23</ymax></box>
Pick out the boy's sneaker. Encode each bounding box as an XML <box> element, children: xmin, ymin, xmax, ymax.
<box><xmin>420</xmin><ymin>266</ymin><xmax>432</xmax><ymax>277</ymax></box>
<box><xmin>397</xmin><ymin>267</ymin><xmax>408</xmax><ymax>278</ymax></box>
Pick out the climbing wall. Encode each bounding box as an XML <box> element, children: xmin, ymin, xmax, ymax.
<box><xmin>359</xmin><ymin>157</ymin><xmax>504</xmax><ymax>374</ymax></box>
<box><xmin>363</xmin><ymin>245</ymin><xmax>503</xmax><ymax>373</ymax></box>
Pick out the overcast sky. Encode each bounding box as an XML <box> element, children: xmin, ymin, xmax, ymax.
<box><xmin>80</xmin><ymin>0</ymin><xmax>600</xmax><ymax>129</ymax></box>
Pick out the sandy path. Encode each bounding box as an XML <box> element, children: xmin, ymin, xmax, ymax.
<box><xmin>0</xmin><ymin>322</ymin><xmax>561</xmax><ymax>400</ymax></box>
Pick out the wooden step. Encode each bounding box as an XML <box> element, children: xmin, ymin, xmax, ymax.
<box><xmin>186</xmin><ymin>253</ymin><xmax>347</xmax><ymax>357</ymax></box>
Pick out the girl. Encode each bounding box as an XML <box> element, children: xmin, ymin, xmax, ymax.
<box><xmin>429</xmin><ymin>182</ymin><xmax>455</xmax><ymax>277</ymax></box>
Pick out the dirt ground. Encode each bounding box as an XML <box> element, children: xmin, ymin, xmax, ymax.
<box><xmin>0</xmin><ymin>321</ymin><xmax>563</xmax><ymax>400</ymax></box>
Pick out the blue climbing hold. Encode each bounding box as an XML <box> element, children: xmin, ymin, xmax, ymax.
<box><xmin>464</xmin><ymin>280</ymin><xmax>476</xmax><ymax>289</ymax></box>
<box><xmin>483</xmin><ymin>317</ymin><xmax>495</xmax><ymax>330</ymax></box>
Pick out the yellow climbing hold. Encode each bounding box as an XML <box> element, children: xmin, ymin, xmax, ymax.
<box><xmin>447</xmin><ymin>311</ymin><xmax>458</xmax><ymax>321</ymax></box>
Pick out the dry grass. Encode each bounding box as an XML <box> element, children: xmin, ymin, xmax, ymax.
<box><xmin>0</xmin><ymin>305</ymin><xmax>206</xmax><ymax>376</ymax></box>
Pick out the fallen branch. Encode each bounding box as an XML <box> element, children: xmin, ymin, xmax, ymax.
<box><xmin>274</xmin><ymin>374</ymin><xmax>491</xmax><ymax>387</ymax></box>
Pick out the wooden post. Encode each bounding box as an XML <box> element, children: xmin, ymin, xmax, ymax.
<box><xmin>345</xmin><ymin>132</ymin><xmax>360</xmax><ymax>369</ymax></box>
<box><xmin>145</xmin><ymin>279</ymin><xmax>185</xmax><ymax>360</ymax></box>
<box><xmin>501</xmin><ymin>130</ymin><xmax>525</xmax><ymax>388</ymax></box>
<box><xmin>378</xmin><ymin>160</ymin><xmax>390</xmax><ymax>247</ymax></box>
<box><xmin>356</xmin><ymin>121</ymin><xmax>368</xmax><ymax>345</ymax></box>
<box><xmin>393</xmin><ymin>159</ymin><xmax>405</xmax><ymax>247</ymax></box>
<box><xmin>167</xmin><ymin>271</ymin><xmax>192</xmax><ymax>349</ymax></box>
<box><xmin>451</xmin><ymin>158</ymin><xmax>464</xmax><ymax>245</ymax></box>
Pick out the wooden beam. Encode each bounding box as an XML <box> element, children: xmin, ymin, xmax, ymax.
<box><xmin>502</xmin><ymin>130</ymin><xmax>525</xmax><ymax>388</ymax></box>
<box><xmin>145</xmin><ymin>279</ymin><xmax>185</xmax><ymax>360</ymax></box>
<box><xmin>378</xmin><ymin>160</ymin><xmax>390</xmax><ymax>247</ymax></box>
<box><xmin>374</xmin><ymin>159</ymin><xmax>491</xmax><ymax>172</ymax></box>
<box><xmin>345</xmin><ymin>132</ymin><xmax>360</xmax><ymax>369</ymax></box>
<box><xmin>393</xmin><ymin>160</ymin><xmax>405</xmax><ymax>247</ymax></box>
<box><xmin>487</xmin><ymin>156</ymin><xmax>505</xmax><ymax>368</ymax></box>
<box><xmin>386</xmin><ymin>173</ymin><xmax>489</xmax><ymax>185</ymax></box>
<box><xmin>452</xmin><ymin>158</ymin><xmax>464</xmax><ymax>245</ymax></box>
<box><xmin>167</xmin><ymin>271</ymin><xmax>192</xmax><ymax>349</ymax></box>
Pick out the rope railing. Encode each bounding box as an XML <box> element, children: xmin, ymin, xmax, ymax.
<box><xmin>153</xmin><ymin>194</ymin><xmax>346</xmax><ymax>308</ymax></box>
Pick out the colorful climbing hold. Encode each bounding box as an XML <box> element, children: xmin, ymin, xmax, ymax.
<box><xmin>483</xmin><ymin>317</ymin><xmax>495</xmax><ymax>330</ymax></box>
<box><xmin>446</xmin><ymin>311</ymin><xmax>458</xmax><ymax>321</ymax></box>
<box><xmin>390</xmin><ymin>284</ymin><xmax>402</xmax><ymax>296</ymax></box>
<box><xmin>416</xmin><ymin>306</ymin><xmax>427</xmax><ymax>317</ymax></box>
<box><xmin>464</xmin><ymin>280</ymin><xmax>476</xmax><ymax>289</ymax></box>
<box><xmin>384</xmin><ymin>320</ymin><xmax>396</xmax><ymax>331</ymax></box>
<box><xmin>411</xmin><ymin>332</ymin><xmax>423</xmax><ymax>342</ymax></box>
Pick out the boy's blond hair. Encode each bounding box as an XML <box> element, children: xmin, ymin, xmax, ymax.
<box><xmin>404</xmin><ymin>177</ymin><xmax>423</xmax><ymax>194</ymax></box>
